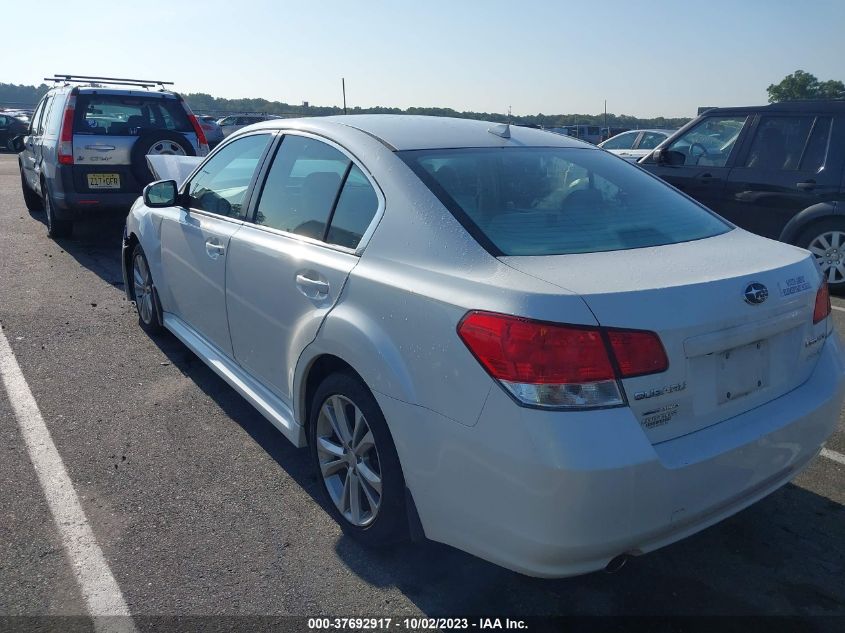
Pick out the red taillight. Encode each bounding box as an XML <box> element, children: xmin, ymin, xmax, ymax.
<box><xmin>187</xmin><ymin>113</ymin><xmax>209</xmax><ymax>154</ymax></box>
<box><xmin>57</xmin><ymin>92</ymin><xmax>76</xmax><ymax>165</ymax></box>
<box><xmin>813</xmin><ymin>281</ymin><xmax>831</xmax><ymax>324</ymax></box>
<box><xmin>458</xmin><ymin>311</ymin><xmax>668</xmax><ymax>408</ymax></box>
<box><xmin>606</xmin><ymin>329</ymin><xmax>668</xmax><ymax>378</ymax></box>
<box><xmin>458</xmin><ymin>312</ymin><xmax>615</xmax><ymax>384</ymax></box>
<box><xmin>177</xmin><ymin>94</ymin><xmax>209</xmax><ymax>154</ymax></box>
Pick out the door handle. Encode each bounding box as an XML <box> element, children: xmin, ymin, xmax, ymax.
<box><xmin>205</xmin><ymin>240</ymin><xmax>225</xmax><ymax>259</ymax></box>
<box><xmin>85</xmin><ymin>144</ymin><xmax>116</xmax><ymax>151</ymax></box>
<box><xmin>295</xmin><ymin>274</ymin><xmax>329</xmax><ymax>298</ymax></box>
<box><xmin>797</xmin><ymin>180</ymin><xmax>817</xmax><ymax>191</ymax></box>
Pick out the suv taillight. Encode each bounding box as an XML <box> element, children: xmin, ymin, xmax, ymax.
<box><xmin>457</xmin><ymin>311</ymin><xmax>668</xmax><ymax>409</ymax></box>
<box><xmin>57</xmin><ymin>91</ymin><xmax>77</xmax><ymax>165</ymax></box>
<box><xmin>813</xmin><ymin>281</ymin><xmax>831</xmax><ymax>324</ymax></box>
<box><xmin>176</xmin><ymin>94</ymin><xmax>209</xmax><ymax>155</ymax></box>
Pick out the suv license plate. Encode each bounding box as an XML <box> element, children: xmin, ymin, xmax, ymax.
<box><xmin>87</xmin><ymin>173</ymin><xmax>120</xmax><ymax>189</ymax></box>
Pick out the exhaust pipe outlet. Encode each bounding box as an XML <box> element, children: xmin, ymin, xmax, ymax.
<box><xmin>604</xmin><ymin>554</ymin><xmax>630</xmax><ymax>574</ymax></box>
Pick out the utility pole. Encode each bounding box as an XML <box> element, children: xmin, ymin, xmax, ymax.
<box><xmin>604</xmin><ymin>99</ymin><xmax>607</xmax><ymax>131</ymax></box>
<box><xmin>342</xmin><ymin>78</ymin><xmax>347</xmax><ymax>115</ymax></box>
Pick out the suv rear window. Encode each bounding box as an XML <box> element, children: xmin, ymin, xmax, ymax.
<box><xmin>73</xmin><ymin>94</ymin><xmax>192</xmax><ymax>136</ymax></box>
<box><xmin>400</xmin><ymin>147</ymin><xmax>731</xmax><ymax>256</ymax></box>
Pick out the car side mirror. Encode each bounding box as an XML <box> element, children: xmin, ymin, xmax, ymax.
<box><xmin>143</xmin><ymin>180</ymin><xmax>178</xmax><ymax>208</ymax></box>
<box><xmin>664</xmin><ymin>150</ymin><xmax>686</xmax><ymax>166</ymax></box>
<box><xmin>10</xmin><ymin>135</ymin><xmax>26</xmax><ymax>153</ymax></box>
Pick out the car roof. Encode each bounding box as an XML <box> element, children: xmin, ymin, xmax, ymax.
<box><xmin>255</xmin><ymin>114</ymin><xmax>594</xmax><ymax>151</ymax></box>
<box><xmin>700</xmin><ymin>100</ymin><xmax>845</xmax><ymax>114</ymax></box>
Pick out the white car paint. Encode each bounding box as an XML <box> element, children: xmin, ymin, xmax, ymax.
<box><xmin>599</xmin><ymin>129</ymin><xmax>673</xmax><ymax>162</ymax></box>
<box><xmin>124</xmin><ymin>115</ymin><xmax>845</xmax><ymax>578</ymax></box>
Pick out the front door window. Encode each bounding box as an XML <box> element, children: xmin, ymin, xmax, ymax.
<box><xmin>666</xmin><ymin>116</ymin><xmax>747</xmax><ymax>167</ymax></box>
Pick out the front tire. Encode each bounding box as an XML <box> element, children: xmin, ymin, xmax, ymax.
<box><xmin>130</xmin><ymin>244</ymin><xmax>164</xmax><ymax>334</ymax></box>
<box><xmin>43</xmin><ymin>185</ymin><xmax>72</xmax><ymax>238</ymax></box>
<box><xmin>797</xmin><ymin>219</ymin><xmax>845</xmax><ymax>293</ymax></box>
<box><xmin>309</xmin><ymin>372</ymin><xmax>408</xmax><ymax>546</ymax></box>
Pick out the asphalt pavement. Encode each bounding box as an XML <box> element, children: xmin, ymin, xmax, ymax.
<box><xmin>0</xmin><ymin>153</ymin><xmax>843</xmax><ymax>629</ymax></box>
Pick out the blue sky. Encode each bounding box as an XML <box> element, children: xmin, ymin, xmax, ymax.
<box><xmin>3</xmin><ymin>0</ymin><xmax>843</xmax><ymax>118</ymax></box>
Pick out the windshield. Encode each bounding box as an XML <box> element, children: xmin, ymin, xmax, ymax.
<box><xmin>400</xmin><ymin>147</ymin><xmax>731</xmax><ymax>256</ymax></box>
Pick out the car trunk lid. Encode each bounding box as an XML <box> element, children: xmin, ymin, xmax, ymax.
<box><xmin>501</xmin><ymin>229</ymin><xmax>828</xmax><ymax>444</ymax></box>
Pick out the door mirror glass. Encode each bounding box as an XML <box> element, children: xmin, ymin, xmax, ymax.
<box><xmin>10</xmin><ymin>135</ymin><xmax>26</xmax><ymax>153</ymax></box>
<box><xmin>664</xmin><ymin>149</ymin><xmax>687</xmax><ymax>166</ymax></box>
<box><xmin>143</xmin><ymin>180</ymin><xmax>178</xmax><ymax>207</ymax></box>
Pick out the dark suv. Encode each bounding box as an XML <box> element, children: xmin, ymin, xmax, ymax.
<box><xmin>639</xmin><ymin>101</ymin><xmax>845</xmax><ymax>290</ymax></box>
<box><xmin>16</xmin><ymin>75</ymin><xmax>208</xmax><ymax>238</ymax></box>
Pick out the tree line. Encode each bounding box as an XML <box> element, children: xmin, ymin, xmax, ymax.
<box><xmin>0</xmin><ymin>81</ymin><xmax>688</xmax><ymax>128</ymax></box>
<box><xmin>2</xmin><ymin>69</ymin><xmax>841</xmax><ymax>127</ymax></box>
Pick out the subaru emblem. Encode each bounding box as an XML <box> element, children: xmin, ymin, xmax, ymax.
<box><xmin>744</xmin><ymin>282</ymin><xmax>768</xmax><ymax>305</ymax></box>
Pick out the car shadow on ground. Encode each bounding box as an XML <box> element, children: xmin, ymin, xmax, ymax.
<box><xmin>51</xmin><ymin>212</ymin><xmax>845</xmax><ymax>619</ymax></box>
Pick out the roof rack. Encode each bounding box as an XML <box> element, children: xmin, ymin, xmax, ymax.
<box><xmin>45</xmin><ymin>74</ymin><xmax>174</xmax><ymax>89</ymax></box>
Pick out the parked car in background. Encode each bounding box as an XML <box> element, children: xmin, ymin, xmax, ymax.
<box><xmin>600</xmin><ymin>126</ymin><xmax>630</xmax><ymax>143</ymax></box>
<box><xmin>0</xmin><ymin>112</ymin><xmax>29</xmax><ymax>151</ymax></box>
<box><xmin>599</xmin><ymin>129</ymin><xmax>674</xmax><ymax>161</ymax></box>
<box><xmin>217</xmin><ymin>114</ymin><xmax>280</xmax><ymax>137</ymax></box>
<box><xmin>15</xmin><ymin>74</ymin><xmax>208</xmax><ymax>238</ymax></box>
<box><xmin>197</xmin><ymin>115</ymin><xmax>225</xmax><ymax>147</ymax></box>
<box><xmin>639</xmin><ymin>101</ymin><xmax>845</xmax><ymax>290</ymax></box>
<box><xmin>547</xmin><ymin>125</ymin><xmax>603</xmax><ymax>145</ymax></box>
<box><xmin>123</xmin><ymin>114</ymin><xmax>840</xmax><ymax>579</ymax></box>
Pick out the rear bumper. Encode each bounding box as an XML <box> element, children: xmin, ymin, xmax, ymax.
<box><xmin>379</xmin><ymin>333</ymin><xmax>845</xmax><ymax>578</ymax></box>
<box><xmin>51</xmin><ymin>164</ymin><xmax>141</xmax><ymax>216</ymax></box>
<box><xmin>52</xmin><ymin>190</ymin><xmax>141</xmax><ymax>216</ymax></box>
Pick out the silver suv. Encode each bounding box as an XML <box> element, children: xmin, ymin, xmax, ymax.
<box><xmin>16</xmin><ymin>74</ymin><xmax>208</xmax><ymax>238</ymax></box>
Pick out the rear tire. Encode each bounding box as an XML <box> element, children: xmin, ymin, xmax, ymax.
<box><xmin>43</xmin><ymin>184</ymin><xmax>72</xmax><ymax>239</ymax></box>
<box><xmin>796</xmin><ymin>218</ymin><xmax>845</xmax><ymax>294</ymax></box>
<box><xmin>309</xmin><ymin>371</ymin><xmax>408</xmax><ymax>546</ymax></box>
<box><xmin>20</xmin><ymin>167</ymin><xmax>43</xmax><ymax>212</ymax></box>
<box><xmin>130</xmin><ymin>244</ymin><xmax>164</xmax><ymax>334</ymax></box>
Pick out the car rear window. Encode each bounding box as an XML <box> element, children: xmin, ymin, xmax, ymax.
<box><xmin>400</xmin><ymin>147</ymin><xmax>731</xmax><ymax>256</ymax></box>
<box><xmin>73</xmin><ymin>94</ymin><xmax>192</xmax><ymax>136</ymax></box>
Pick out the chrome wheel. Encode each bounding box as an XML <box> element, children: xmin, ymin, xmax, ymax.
<box><xmin>132</xmin><ymin>253</ymin><xmax>154</xmax><ymax>324</ymax></box>
<box><xmin>315</xmin><ymin>395</ymin><xmax>382</xmax><ymax>527</ymax></box>
<box><xmin>147</xmin><ymin>140</ymin><xmax>186</xmax><ymax>156</ymax></box>
<box><xmin>808</xmin><ymin>230</ymin><xmax>845</xmax><ymax>284</ymax></box>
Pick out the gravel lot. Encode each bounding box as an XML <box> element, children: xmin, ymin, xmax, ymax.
<box><xmin>0</xmin><ymin>152</ymin><xmax>843</xmax><ymax>628</ymax></box>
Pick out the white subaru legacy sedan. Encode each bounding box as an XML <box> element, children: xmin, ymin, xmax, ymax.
<box><xmin>122</xmin><ymin>115</ymin><xmax>844</xmax><ymax>578</ymax></box>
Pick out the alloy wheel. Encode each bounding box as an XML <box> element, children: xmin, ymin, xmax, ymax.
<box><xmin>315</xmin><ymin>394</ymin><xmax>383</xmax><ymax>527</ymax></box>
<box><xmin>808</xmin><ymin>230</ymin><xmax>845</xmax><ymax>284</ymax></box>
<box><xmin>147</xmin><ymin>140</ymin><xmax>187</xmax><ymax>156</ymax></box>
<box><xmin>132</xmin><ymin>253</ymin><xmax>154</xmax><ymax>324</ymax></box>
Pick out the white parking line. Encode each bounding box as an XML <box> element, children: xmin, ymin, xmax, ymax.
<box><xmin>822</xmin><ymin>447</ymin><xmax>845</xmax><ymax>466</ymax></box>
<box><xmin>831</xmin><ymin>305</ymin><xmax>845</xmax><ymax>313</ymax></box>
<box><xmin>0</xmin><ymin>328</ymin><xmax>137</xmax><ymax>633</ymax></box>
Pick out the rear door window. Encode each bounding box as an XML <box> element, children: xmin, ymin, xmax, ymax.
<box><xmin>601</xmin><ymin>132</ymin><xmax>638</xmax><ymax>150</ymax></box>
<box><xmin>253</xmin><ymin>135</ymin><xmax>349</xmax><ymax>239</ymax></box>
<box><xmin>744</xmin><ymin>116</ymin><xmax>817</xmax><ymax>170</ymax></box>
<box><xmin>637</xmin><ymin>131</ymin><xmax>666</xmax><ymax>150</ymax></box>
<box><xmin>799</xmin><ymin>117</ymin><xmax>832</xmax><ymax>172</ymax></box>
<box><xmin>401</xmin><ymin>147</ymin><xmax>730</xmax><ymax>256</ymax></box>
<box><xmin>73</xmin><ymin>94</ymin><xmax>192</xmax><ymax>136</ymax></box>
<box><xmin>326</xmin><ymin>165</ymin><xmax>379</xmax><ymax>249</ymax></box>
